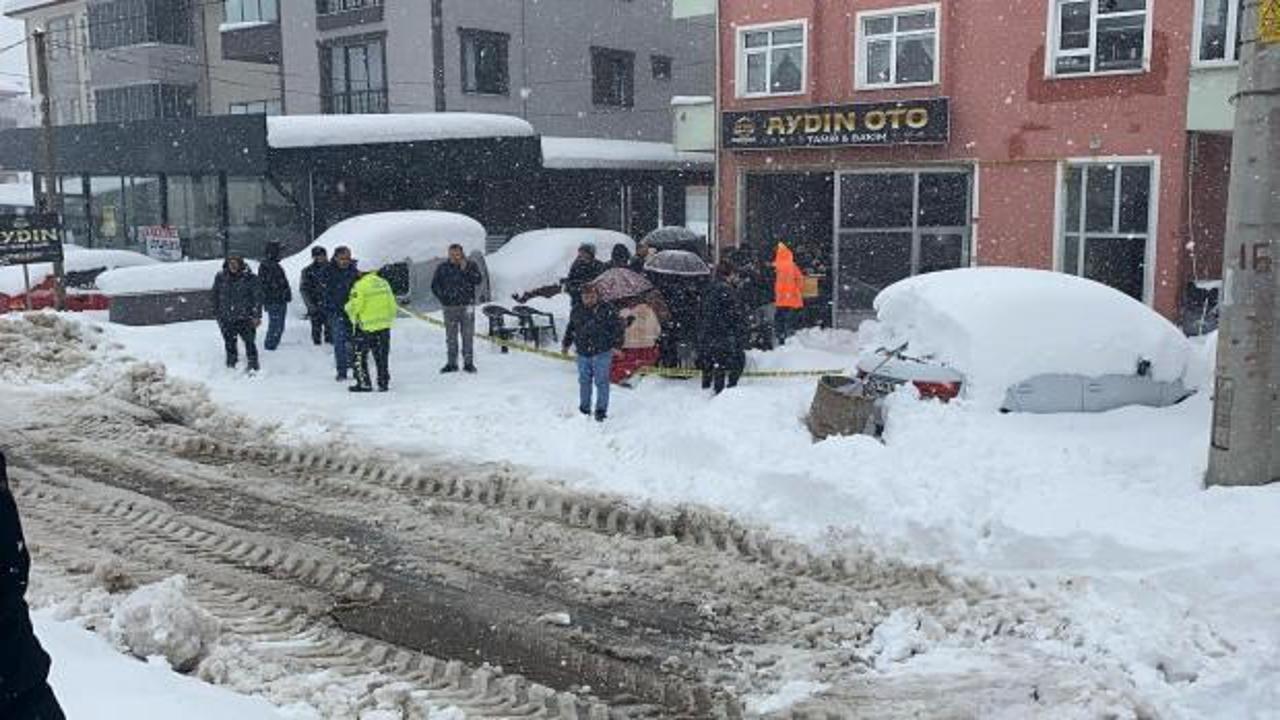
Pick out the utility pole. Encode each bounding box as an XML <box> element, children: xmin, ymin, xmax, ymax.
<box><xmin>1206</xmin><ymin>0</ymin><xmax>1280</xmax><ymax>487</ymax></box>
<box><xmin>32</xmin><ymin>28</ymin><xmax>65</xmax><ymax>311</ymax></box>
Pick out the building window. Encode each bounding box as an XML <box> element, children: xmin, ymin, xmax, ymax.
<box><xmin>88</xmin><ymin>0</ymin><xmax>192</xmax><ymax>50</ymax></box>
<box><xmin>1195</xmin><ymin>0</ymin><xmax>1243</xmax><ymax>63</ymax></box>
<box><xmin>836</xmin><ymin>170</ymin><xmax>971</xmax><ymax>312</ymax></box>
<box><xmin>1050</xmin><ymin>0</ymin><xmax>1150</xmax><ymax>76</ymax></box>
<box><xmin>316</xmin><ymin>0</ymin><xmax>381</xmax><ymax>16</ymax></box>
<box><xmin>591</xmin><ymin>47</ymin><xmax>635</xmax><ymax>107</ymax></box>
<box><xmin>321</xmin><ymin>37</ymin><xmax>388</xmax><ymax>114</ymax></box>
<box><xmin>94</xmin><ymin>84</ymin><xmax>196</xmax><ymax>123</ymax></box>
<box><xmin>226</xmin><ymin>0</ymin><xmax>278</xmax><ymax>24</ymax></box>
<box><xmin>738</xmin><ymin>21</ymin><xmax>806</xmax><ymax>97</ymax></box>
<box><xmin>460</xmin><ymin>29</ymin><xmax>509</xmax><ymax>96</ymax></box>
<box><xmin>857</xmin><ymin>5</ymin><xmax>939</xmax><ymax>88</ymax></box>
<box><xmin>229</xmin><ymin>99</ymin><xmax>282</xmax><ymax>115</ymax></box>
<box><xmin>651</xmin><ymin>54</ymin><xmax>673</xmax><ymax>80</ymax></box>
<box><xmin>1061</xmin><ymin>161</ymin><xmax>1154</xmax><ymax>300</ymax></box>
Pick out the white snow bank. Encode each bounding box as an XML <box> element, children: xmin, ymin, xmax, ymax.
<box><xmin>485</xmin><ymin>228</ymin><xmax>633</xmax><ymax>303</ymax></box>
<box><xmin>36</xmin><ymin>613</ymin><xmax>287</xmax><ymax>720</ymax></box>
<box><xmin>281</xmin><ymin>211</ymin><xmax>487</xmax><ymax>284</ymax></box>
<box><xmin>267</xmin><ymin>114</ymin><xmax>535</xmax><ymax>149</ymax></box>
<box><xmin>96</xmin><ymin>259</ymin><xmax>240</xmax><ymax>296</ymax></box>
<box><xmin>867</xmin><ymin>268</ymin><xmax>1193</xmax><ymax>408</ymax></box>
<box><xmin>541</xmin><ymin>137</ymin><xmax>714</xmax><ymax>171</ymax></box>
<box><xmin>108</xmin><ymin>576</ymin><xmax>221</xmax><ymax>672</ymax></box>
<box><xmin>0</xmin><ymin>246</ymin><xmax>159</xmax><ymax>296</ymax></box>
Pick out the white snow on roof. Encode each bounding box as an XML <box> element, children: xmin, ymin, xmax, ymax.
<box><xmin>3</xmin><ymin>0</ymin><xmax>65</xmax><ymax>15</ymax></box>
<box><xmin>867</xmin><ymin>267</ymin><xmax>1193</xmax><ymax>408</ymax></box>
<box><xmin>0</xmin><ymin>182</ymin><xmax>34</xmax><ymax>207</ymax></box>
<box><xmin>670</xmin><ymin>95</ymin><xmax>712</xmax><ymax>107</ymax></box>
<box><xmin>540</xmin><ymin>137</ymin><xmax>713</xmax><ymax>171</ymax></box>
<box><xmin>266</xmin><ymin>113</ymin><xmax>536</xmax><ymax>149</ymax></box>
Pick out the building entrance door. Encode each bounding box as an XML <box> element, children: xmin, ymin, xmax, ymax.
<box><xmin>834</xmin><ymin>169</ymin><xmax>971</xmax><ymax>328</ymax></box>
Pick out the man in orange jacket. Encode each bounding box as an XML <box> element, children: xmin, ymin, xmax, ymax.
<box><xmin>773</xmin><ymin>243</ymin><xmax>805</xmax><ymax>344</ymax></box>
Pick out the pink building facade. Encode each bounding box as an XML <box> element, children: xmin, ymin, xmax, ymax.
<box><xmin>717</xmin><ymin>0</ymin><xmax>1205</xmax><ymax>327</ymax></box>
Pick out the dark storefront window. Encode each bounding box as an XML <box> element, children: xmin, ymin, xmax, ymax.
<box><xmin>591</xmin><ymin>47</ymin><xmax>635</xmax><ymax>107</ymax></box>
<box><xmin>95</xmin><ymin>84</ymin><xmax>196</xmax><ymax>123</ymax></box>
<box><xmin>88</xmin><ymin>0</ymin><xmax>192</xmax><ymax>50</ymax></box>
<box><xmin>168</xmin><ymin>175</ymin><xmax>222</xmax><ymax>259</ymax></box>
<box><xmin>460</xmin><ymin>29</ymin><xmax>509</xmax><ymax>96</ymax></box>
<box><xmin>322</xmin><ymin>36</ymin><xmax>388</xmax><ymax>114</ymax></box>
<box><xmin>227</xmin><ymin>176</ymin><xmax>298</xmax><ymax>258</ymax></box>
<box><xmin>836</xmin><ymin>169</ymin><xmax>971</xmax><ymax>322</ymax></box>
<box><xmin>58</xmin><ymin>175</ymin><xmax>90</xmax><ymax>246</ymax></box>
<box><xmin>1061</xmin><ymin>162</ymin><xmax>1152</xmax><ymax>300</ymax></box>
<box><xmin>89</xmin><ymin>176</ymin><xmax>127</xmax><ymax>249</ymax></box>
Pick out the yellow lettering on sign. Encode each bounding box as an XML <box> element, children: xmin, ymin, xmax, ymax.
<box><xmin>804</xmin><ymin>114</ymin><xmax>824</xmax><ymax>133</ymax></box>
<box><xmin>765</xmin><ymin>117</ymin><xmax>787</xmax><ymax>136</ymax></box>
<box><xmin>905</xmin><ymin>108</ymin><xmax>929</xmax><ymax>128</ymax></box>
<box><xmin>1262</xmin><ymin>0</ymin><xmax>1280</xmax><ymax>43</ymax></box>
<box><xmin>785</xmin><ymin>115</ymin><xmax>803</xmax><ymax>134</ymax></box>
<box><xmin>833</xmin><ymin>112</ymin><xmax>858</xmax><ymax>132</ymax></box>
<box><xmin>864</xmin><ymin>111</ymin><xmax>886</xmax><ymax>131</ymax></box>
<box><xmin>884</xmin><ymin>108</ymin><xmax>908</xmax><ymax>128</ymax></box>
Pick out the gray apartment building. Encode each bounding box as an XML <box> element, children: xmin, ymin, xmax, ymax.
<box><xmin>280</xmin><ymin>0</ymin><xmax>713</xmax><ymax>141</ymax></box>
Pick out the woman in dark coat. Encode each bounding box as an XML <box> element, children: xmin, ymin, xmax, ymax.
<box><xmin>697</xmin><ymin>261</ymin><xmax>749</xmax><ymax>394</ymax></box>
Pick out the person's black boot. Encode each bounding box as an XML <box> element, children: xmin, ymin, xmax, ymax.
<box><xmin>349</xmin><ymin>384</ymin><xmax>373</xmax><ymax>393</ymax></box>
<box><xmin>440</xmin><ymin>364</ymin><xmax>459</xmax><ymax>374</ymax></box>
<box><xmin>594</xmin><ymin>410</ymin><xmax>607</xmax><ymax>422</ymax></box>
<box><xmin>463</xmin><ymin>363</ymin><xmax>477</xmax><ymax>373</ymax></box>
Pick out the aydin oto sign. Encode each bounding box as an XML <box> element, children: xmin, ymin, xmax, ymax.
<box><xmin>0</xmin><ymin>214</ymin><xmax>63</xmax><ymax>266</ymax></box>
<box><xmin>723</xmin><ymin>98</ymin><xmax>949</xmax><ymax>149</ymax></box>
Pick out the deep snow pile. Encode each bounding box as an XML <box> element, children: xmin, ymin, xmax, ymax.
<box><xmin>0</xmin><ymin>245</ymin><xmax>158</xmax><ymax>296</ymax></box>
<box><xmin>866</xmin><ymin>268</ymin><xmax>1193</xmax><ymax>408</ymax></box>
<box><xmin>485</xmin><ymin>228</ymin><xmax>633</xmax><ymax>303</ymax></box>
<box><xmin>96</xmin><ymin>259</ymin><xmax>245</xmax><ymax>296</ymax></box>
<box><xmin>107</xmin><ymin>576</ymin><xmax>221</xmax><ymax>672</ymax></box>
<box><xmin>0</xmin><ymin>312</ymin><xmax>100</xmax><ymax>382</ymax></box>
<box><xmin>280</xmin><ymin>211</ymin><xmax>488</xmax><ymax>282</ymax></box>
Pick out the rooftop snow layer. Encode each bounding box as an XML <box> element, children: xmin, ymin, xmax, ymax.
<box><xmin>540</xmin><ymin>137</ymin><xmax>713</xmax><ymax>171</ymax></box>
<box><xmin>867</xmin><ymin>267</ymin><xmax>1193</xmax><ymax>408</ymax></box>
<box><xmin>266</xmin><ymin>113</ymin><xmax>536</xmax><ymax>149</ymax></box>
<box><xmin>669</xmin><ymin>95</ymin><xmax>712</xmax><ymax>106</ymax></box>
<box><xmin>3</xmin><ymin>0</ymin><xmax>66</xmax><ymax>15</ymax></box>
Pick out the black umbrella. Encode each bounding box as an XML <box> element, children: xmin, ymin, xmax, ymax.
<box><xmin>644</xmin><ymin>249</ymin><xmax>711</xmax><ymax>277</ymax></box>
<box><xmin>642</xmin><ymin>226</ymin><xmax>706</xmax><ymax>257</ymax></box>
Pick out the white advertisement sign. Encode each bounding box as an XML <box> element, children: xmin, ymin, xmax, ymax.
<box><xmin>141</xmin><ymin>225</ymin><xmax>182</xmax><ymax>262</ymax></box>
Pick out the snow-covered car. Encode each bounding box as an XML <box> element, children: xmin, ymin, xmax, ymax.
<box><xmin>856</xmin><ymin>268</ymin><xmax>1196</xmax><ymax>413</ymax></box>
<box><xmin>485</xmin><ymin>228</ymin><xmax>634</xmax><ymax>303</ymax></box>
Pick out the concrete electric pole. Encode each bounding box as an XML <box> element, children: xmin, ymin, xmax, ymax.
<box><xmin>32</xmin><ymin>28</ymin><xmax>66</xmax><ymax>311</ymax></box>
<box><xmin>1206</xmin><ymin>0</ymin><xmax>1280</xmax><ymax>487</ymax></box>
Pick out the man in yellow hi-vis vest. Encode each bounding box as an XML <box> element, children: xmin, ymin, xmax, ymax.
<box><xmin>344</xmin><ymin>268</ymin><xmax>398</xmax><ymax>392</ymax></box>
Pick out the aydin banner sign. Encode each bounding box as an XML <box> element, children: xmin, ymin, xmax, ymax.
<box><xmin>0</xmin><ymin>214</ymin><xmax>63</xmax><ymax>266</ymax></box>
<box><xmin>723</xmin><ymin>98</ymin><xmax>950</xmax><ymax>150</ymax></box>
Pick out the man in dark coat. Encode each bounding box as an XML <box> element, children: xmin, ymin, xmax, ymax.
<box><xmin>1</xmin><ymin>452</ymin><xmax>66</xmax><ymax>720</ymax></box>
<box><xmin>258</xmin><ymin>241</ymin><xmax>293</xmax><ymax>351</ymax></box>
<box><xmin>628</xmin><ymin>241</ymin><xmax>652</xmax><ymax>273</ymax></box>
<box><xmin>211</xmin><ymin>255</ymin><xmax>263</xmax><ymax>372</ymax></box>
<box><xmin>732</xmin><ymin>246</ymin><xmax>777</xmax><ymax>350</ymax></box>
<box><xmin>609</xmin><ymin>243</ymin><xmax>632</xmax><ymax>270</ymax></box>
<box><xmin>562</xmin><ymin>244</ymin><xmax>607</xmax><ymax>310</ymax></box>
<box><xmin>698</xmin><ymin>261</ymin><xmax>749</xmax><ymax>395</ymax></box>
<box><xmin>431</xmin><ymin>244</ymin><xmax>483</xmax><ymax>374</ymax></box>
<box><xmin>321</xmin><ymin>246</ymin><xmax>360</xmax><ymax>381</ymax></box>
<box><xmin>299</xmin><ymin>246</ymin><xmax>332</xmax><ymax>346</ymax></box>
<box><xmin>562</xmin><ymin>285</ymin><xmax>624</xmax><ymax>421</ymax></box>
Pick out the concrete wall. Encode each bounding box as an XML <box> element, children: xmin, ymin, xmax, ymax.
<box><xmin>200</xmin><ymin>1</ymin><xmax>282</xmax><ymax>115</ymax></box>
<box><xmin>717</xmin><ymin>0</ymin><xmax>1196</xmax><ymax>318</ymax></box>
<box><xmin>1188</xmin><ymin>66</ymin><xmax>1237</xmax><ymax>132</ymax></box>
<box><xmin>15</xmin><ymin>0</ymin><xmax>92</xmax><ymax>124</ymax></box>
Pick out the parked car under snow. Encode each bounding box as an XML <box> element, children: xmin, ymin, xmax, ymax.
<box><xmin>856</xmin><ymin>268</ymin><xmax>1196</xmax><ymax>413</ymax></box>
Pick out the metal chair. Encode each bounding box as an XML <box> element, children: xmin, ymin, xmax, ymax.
<box><xmin>481</xmin><ymin>305</ymin><xmax>520</xmax><ymax>353</ymax></box>
<box><xmin>510</xmin><ymin>305</ymin><xmax>558</xmax><ymax>348</ymax></box>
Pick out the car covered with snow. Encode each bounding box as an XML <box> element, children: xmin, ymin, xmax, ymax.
<box><xmin>856</xmin><ymin>268</ymin><xmax>1196</xmax><ymax>413</ymax></box>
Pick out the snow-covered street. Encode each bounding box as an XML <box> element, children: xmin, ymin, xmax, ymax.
<box><xmin>2</xmin><ymin>309</ymin><xmax>1277</xmax><ymax>718</ymax></box>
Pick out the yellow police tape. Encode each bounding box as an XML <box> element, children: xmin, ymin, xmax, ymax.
<box><xmin>397</xmin><ymin>306</ymin><xmax>845</xmax><ymax>379</ymax></box>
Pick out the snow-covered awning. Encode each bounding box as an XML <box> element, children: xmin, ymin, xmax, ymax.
<box><xmin>540</xmin><ymin>137</ymin><xmax>713</xmax><ymax>172</ymax></box>
<box><xmin>3</xmin><ymin>0</ymin><xmax>65</xmax><ymax>15</ymax></box>
<box><xmin>266</xmin><ymin>113</ymin><xmax>537</xmax><ymax>150</ymax></box>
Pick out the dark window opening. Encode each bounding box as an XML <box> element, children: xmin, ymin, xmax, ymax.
<box><xmin>651</xmin><ymin>54</ymin><xmax>673</xmax><ymax>80</ymax></box>
<box><xmin>321</xmin><ymin>36</ymin><xmax>388</xmax><ymax>114</ymax></box>
<box><xmin>94</xmin><ymin>84</ymin><xmax>196</xmax><ymax>123</ymax></box>
<box><xmin>460</xmin><ymin>29</ymin><xmax>509</xmax><ymax>95</ymax></box>
<box><xmin>88</xmin><ymin>0</ymin><xmax>192</xmax><ymax>50</ymax></box>
<box><xmin>592</xmin><ymin>47</ymin><xmax>635</xmax><ymax>107</ymax></box>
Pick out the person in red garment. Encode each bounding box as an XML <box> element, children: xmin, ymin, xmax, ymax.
<box><xmin>612</xmin><ymin>296</ymin><xmax>663</xmax><ymax>385</ymax></box>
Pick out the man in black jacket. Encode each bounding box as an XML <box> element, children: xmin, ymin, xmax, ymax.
<box><xmin>299</xmin><ymin>246</ymin><xmax>332</xmax><ymax>346</ymax></box>
<box><xmin>1</xmin><ymin>452</ymin><xmax>66</xmax><ymax>720</ymax></box>
<box><xmin>322</xmin><ymin>247</ymin><xmax>360</xmax><ymax>381</ymax></box>
<box><xmin>211</xmin><ymin>255</ymin><xmax>263</xmax><ymax>372</ymax></box>
<box><xmin>562</xmin><ymin>285</ymin><xmax>624</xmax><ymax>421</ymax></box>
<box><xmin>259</xmin><ymin>241</ymin><xmax>293</xmax><ymax>351</ymax></box>
<box><xmin>431</xmin><ymin>244</ymin><xmax>482</xmax><ymax>374</ymax></box>
<box><xmin>563</xmin><ymin>244</ymin><xmax>607</xmax><ymax>310</ymax></box>
<box><xmin>698</xmin><ymin>261</ymin><xmax>749</xmax><ymax>395</ymax></box>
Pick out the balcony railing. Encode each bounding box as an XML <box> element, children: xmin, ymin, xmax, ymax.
<box><xmin>316</xmin><ymin>0</ymin><xmax>382</xmax><ymax>15</ymax></box>
<box><xmin>322</xmin><ymin>89</ymin><xmax>389</xmax><ymax>114</ymax></box>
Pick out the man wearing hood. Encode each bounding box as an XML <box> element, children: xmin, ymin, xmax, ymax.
<box><xmin>772</xmin><ymin>243</ymin><xmax>805</xmax><ymax>345</ymax></box>
<box><xmin>259</xmin><ymin>241</ymin><xmax>292</xmax><ymax>351</ymax></box>
<box><xmin>211</xmin><ymin>254</ymin><xmax>263</xmax><ymax>372</ymax></box>
<box><xmin>322</xmin><ymin>246</ymin><xmax>360</xmax><ymax>381</ymax></box>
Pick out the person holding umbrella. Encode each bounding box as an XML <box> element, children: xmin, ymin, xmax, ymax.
<box><xmin>587</xmin><ymin>266</ymin><xmax>661</xmax><ymax>385</ymax></box>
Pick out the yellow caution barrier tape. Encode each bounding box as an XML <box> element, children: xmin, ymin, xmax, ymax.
<box><xmin>397</xmin><ymin>306</ymin><xmax>846</xmax><ymax>379</ymax></box>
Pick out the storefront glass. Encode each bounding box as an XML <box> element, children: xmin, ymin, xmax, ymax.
<box><xmin>124</xmin><ymin>176</ymin><xmax>163</xmax><ymax>246</ymax></box>
<box><xmin>58</xmin><ymin>175</ymin><xmax>90</xmax><ymax>246</ymax></box>
<box><xmin>227</xmin><ymin>175</ymin><xmax>300</xmax><ymax>258</ymax></box>
<box><xmin>1061</xmin><ymin>162</ymin><xmax>1152</xmax><ymax>300</ymax></box>
<box><xmin>835</xmin><ymin>169</ymin><xmax>971</xmax><ymax>326</ymax></box>
<box><xmin>89</xmin><ymin>176</ymin><xmax>127</xmax><ymax>249</ymax></box>
<box><xmin>167</xmin><ymin>175</ymin><xmax>222</xmax><ymax>259</ymax></box>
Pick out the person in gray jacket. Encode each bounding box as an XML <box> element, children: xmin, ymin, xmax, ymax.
<box><xmin>431</xmin><ymin>244</ymin><xmax>482</xmax><ymax>373</ymax></box>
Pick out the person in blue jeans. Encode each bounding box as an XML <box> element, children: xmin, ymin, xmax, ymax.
<box><xmin>321</xmin><ymin>246</ymin><xmax>360</xmax><ymax>381</ymax></box>
<box><xmin>562</xmin><ymin>285</ymin><xmax>624</xmax><ymax>422</ymax></box>
<box><xmin>257</xmin><ymin>241</ymin><xmax>292</xmax><ymax>351</ymax></box>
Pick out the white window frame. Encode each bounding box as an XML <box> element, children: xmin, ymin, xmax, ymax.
<box><xmin>735</xmin><ymin>18</ymin><xmax>808</xmax><ymax>99</ymax></box>
<box><xmin>855</xmin><ymin>3</ymin><xmax>941</xmax><ymax>90</ymax></box>
<box><xmin>1054</xmin><ymin>156</ymin><xmax>1161</xmax><ymax>305</ymax></box>
<box><xmin>1045</xmin><ymin>0</ymin><xmax>1155</xmax><ymax>78</ymax></box>
<box><xmin>1192</xmin><ymin>0</ymin><xmax>1241</xmax><ymax>67</ymax></box>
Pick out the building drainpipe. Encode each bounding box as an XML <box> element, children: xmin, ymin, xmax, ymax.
<box><xmin>431</xmin><ymin>0</ymin><xmax>446</xmax><ymax>112</ymax></box>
